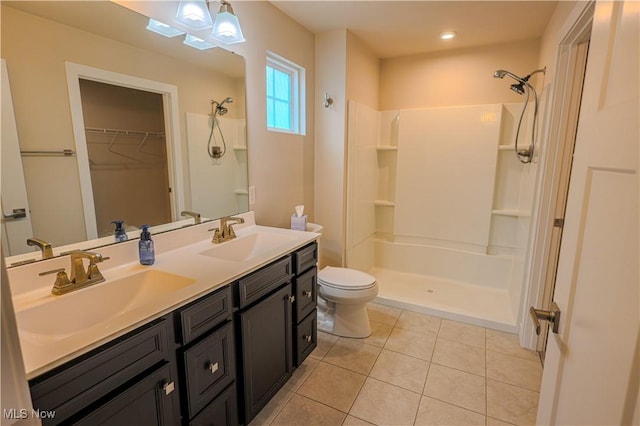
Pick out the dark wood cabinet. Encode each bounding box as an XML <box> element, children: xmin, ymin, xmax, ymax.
<box><xmin>237</xmin><ymin>283</ymin><xmax>293</xmax><ymax>424</ymax></box>
<box><xmin>74</xmin><ymin>364</ymin><xmax>177</xmax><ymax>425</ymax></box>
<box><xmin>29</xmin><ymin>318</ymin><xmax>176</xmax><ymax>425</ymax></box>
<box><xmin>28</xmin><ymin>240</ymin><xmax>318</xmax><ymax>426</ymax></box>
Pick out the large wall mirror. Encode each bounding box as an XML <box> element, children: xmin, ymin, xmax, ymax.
<box><xmin>1</xmin><ymin>1</ymin><xmax>248</xmax><ymax>263</ymax></box>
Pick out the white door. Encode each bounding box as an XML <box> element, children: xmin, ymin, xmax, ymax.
<box><xmin>1</xmin><ymin>59</ymin><xmax>33</xmax><ymax>256</ymax></box>
<box><xmin>536</xmin><ymin>1</ymin><xmax>639</xmax><ymax>425</ymax></box>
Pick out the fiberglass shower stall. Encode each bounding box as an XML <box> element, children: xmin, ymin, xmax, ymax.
<box><xmin>345</xmin><ymin>101</ymin><xmax>536</xmax><ymax>331</ymax></box>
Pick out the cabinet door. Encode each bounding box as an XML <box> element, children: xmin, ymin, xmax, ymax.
<box><xmin>182</xmin><ymin>322</ymin><xmax>235</xmax><ymax>419</ymax></box>
<box><xmin>75</xmin><ymin>364</ymin><xmax>177</xmax><ymax>425</ymax></box>
<box><xmin>239</xmin><ymin>284</ymin><xmax>293</xmax><ymax>424</ymax></box>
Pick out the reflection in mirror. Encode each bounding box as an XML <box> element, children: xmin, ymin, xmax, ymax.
<box><xmin>1</xmin><ymin>1</ymin><xmax>248</xmax><ymax>263</ymax></box>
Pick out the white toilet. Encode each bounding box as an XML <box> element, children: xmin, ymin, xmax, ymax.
<box><xmin>317</xmin><ymin>266</ymin><xmax>378</xmax><ymax>338</ymax></box>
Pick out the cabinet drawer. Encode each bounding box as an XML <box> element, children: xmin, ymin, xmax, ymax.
<box><xmin>295</xmin><ymin>309</ymin><xmax>317</xmax><ymax>367</ymax></box>
<box><xmin>30</xmin><ymin>319</ymin><xmax>170</xmax><ymax>425</ymax></box>
<box><xmin>182</xmin><ymin>322</ymin><xmax>236</xmax><ymax>419</ymax></box>
<box><xmin>237</xmin><ymin>257</ymin><xmax>292</xmax><ymax>308</ymax></box>
<box><xmin>293</xmin><ymin>243</ymin><xmax>317</xmax><ymax>274</ymax></box>
<box><xmin>75</xmin><ymin>364</ymin><xmax>177</xmax><ymax>426</ymax></box>
<box><xmin>294</xmin><ymin>267</ymin><xmax>317</xmax><ymax>323</ymax></box>
<box><xmin>189</xmin><ymin>383</ymin><xmax>238</xmax><ymax>426</ymax></box>
<box><xmin>179</xmin><ymin>286</ymin><xmax>232</xmax><ymax>345</ymax></box>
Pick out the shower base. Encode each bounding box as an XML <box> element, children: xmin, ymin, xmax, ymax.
<box><xmin>370</xmin><ymin>267</ymin><xmax>517</xmax><ymax>333</ymax></box>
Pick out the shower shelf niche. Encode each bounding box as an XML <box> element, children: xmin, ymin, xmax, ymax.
<box><xmin>376</xmin><ymin>146</ymin><xmax>398</xmax><ymax>151</ymax></box>
<box><xmin>374</xmin><ymin>200</ymin><xmax>395</xmax><ymax>207</ymax></box>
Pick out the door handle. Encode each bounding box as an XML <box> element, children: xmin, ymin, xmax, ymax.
<box><xmin>530</xmin><ymin>301</ymin><xmax>561</xmax><ymax>335</ymax></box>
<box><xmin>3</xmin><ymin>208</ymin><xmax>26</xmax><ymax>219</ymax></box>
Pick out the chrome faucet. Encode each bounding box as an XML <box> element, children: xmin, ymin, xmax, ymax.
<box><xmin>40</xmin><ymin>250</ymin><xmax>109</xmax><ymax>295</ymax></box>
<box><xmin>212</xmin><ymin>216</ymin><xmax>245</xmax><ymax>244</ymax></box>
<box><xmin>181</xmin><ymin>210</ymin><xmax>202</xmax><ymax>225</ymax></box>
<box><xmin>26</xmin><ymin>237</ymin><xmax>53</xmax><ymax>259</ymax></box>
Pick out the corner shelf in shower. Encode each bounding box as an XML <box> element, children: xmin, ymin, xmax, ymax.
<box><xmin>376</xmin><ymin>146</ymin><xmax>398</xmax><ymax>151</ymax></box>
<box><xmin>491</xmin><ymin>209</ymin><xmax>530</xmax><ymax>217</ymax></box>
<box><xmin>235</xmin><ymin>189</ymin><xmax>249</xmax><ymax>195</ymax></box>
<box><xmin>374</xmin><ymin>200</ymin><xmax>395</xmax><ymax>207</ymax></box>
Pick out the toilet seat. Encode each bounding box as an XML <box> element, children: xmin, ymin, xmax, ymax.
<box><xmin>318</xmin><ymin>267</ymin><xmax>376</xmax><ymax>290</ymax></box>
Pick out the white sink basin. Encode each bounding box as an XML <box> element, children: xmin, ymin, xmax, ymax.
<box><xmin>200</xmin><ymin>232</ymin><xmax>297</xmax><ymax>262</ymax></box>
<box><xmin>16</xmin><ymin>270</ymin><xmax>195</xmax><ymax>342</ymax></box>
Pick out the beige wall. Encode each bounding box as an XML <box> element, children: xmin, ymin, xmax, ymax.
<box><xmin>230</xmin><ymin>2</ymin><xmax>316</xmax><ymax>228</ymax></box>
<box><xmin>314</xmin><ymin>30</ymin><xmax>348</xmax><ymax>267</ymax></box>
<box><xmin>1</xmin><ymin>5</ymin><xmax>241</xmax><ymax>246</ymax></box>
<box><xmin>379</xmin><ymin>39</ymin><xmax>541</xmax><ymax>110</ymax></box>
<box><xmin>346</xmin><ymin>32</ymin><xmax>380</xmax><ymax>109</ymax></box>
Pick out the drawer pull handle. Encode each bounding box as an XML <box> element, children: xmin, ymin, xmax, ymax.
<box><xmin>208</xmin><ymin>362</ymin><xmax>219</xmax><ymax>374</ymax></box>
<box><xmin>303</xmin><ymin>290</ymin><xmax>312</xmax><ymax>298</ymax></box>
<box><xmin>303</xmin><ymin>335</ymin><xmax>312</xmax><ymax>343</ymax></box>
<box><xmin>163</xmin><ymin>381</ymin><xmax>175</xmax><ymax>396</ymax></box>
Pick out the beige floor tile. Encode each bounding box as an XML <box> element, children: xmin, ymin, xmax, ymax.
<box><xmin>361</xmin><ymin>320</ymin><xmax>393</xmax><ymax>347</ymax></box>
<box><xmin>323</xmin><ymin>339</ymin><xmax>382</xmax><ymax>375</ymax></box>
<box><xmin>384</xmin><ymin>327</ymin><xmax>437</xmax><ymax>360</ymax></box>
<box><xmin>415</xmin><ymin>397</ymin><xmax>485</xmax><ymax>426</ymax></box>
<box><xmin>284</xmin><ymin>357</ymin><xmax>319</xmax><ymax>392</ymax></box>
<box><xmin>431</xmin><ymin>338</ymin><xmax>485</xmax><ymax>376</ymax></box>
<box><xmin>310</xmin><ymin>331</ymin><xmax>339</xmax><ymax>360</ymax></box>
<box><xmin>249</xmin><ymin>388</ymin><xmax>294</xmax><ymax>426</ymax></box>
<box><xmin>369</xmin><ymin>349</ymin><xmax>430</xmax><ymax>393</ymax></box>
<box><xmin>486</xmin><ymin>350</ymin><xmax>542</xmax><ymax>391</ymax></box>
<box><xmin>342</xmin><ymin>415</ymin><xmax>375</xmax><ymax>425</ymax></box>
<box><xmin>438</xmin><ymin>320</ymin><xmax>486</xmax><ymax>349</ymax></box>
<box><xmin>395</xmin><ymin>310</ymin><xmax>441</xmax><ymax>335</ymax></box>
<box><xmin>423</xmin><ymin>364</ymin><xmax>486</xmax><ymax>414</ymax></box>
<box><xmin>486</xmin><ymin>329</ymin><xmax>539</xmax><ymax>362</ymax></box>
<box><xmin>366</xmin><ymin>303</ymin><xmax>402</xmax><ymax>326</ymax></box>
<box><xmin>487</xmin><ymin>379</ymin><xmax>539</xmax><ymax>426</ymax></box>
<box><xmin>349</xmin><ymin>377</ymin><xmax>422</xmax><ymax>425</ymax></box>
<box><xmin>271</xmin><ymin>394</ymin><xmax>347</xmax><ymax>426</ymax></box>
<box><xmin>297</xmin><ymin>362</ymin><xmax>366</xmax><ymax>412</ymax></box>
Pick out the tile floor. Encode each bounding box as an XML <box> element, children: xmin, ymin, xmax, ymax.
<box><xmin>249</xmin><ymin>303</ymin><xmax>543</xmax><ymax>426</ymax></box>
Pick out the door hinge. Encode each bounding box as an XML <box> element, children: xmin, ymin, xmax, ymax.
<box><xmin>553</xmin><ymin>218</ymin><xmax>564</xmax><ymax>228</ymax></box>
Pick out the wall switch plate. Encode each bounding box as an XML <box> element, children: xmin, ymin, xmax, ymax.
<box><xmin>249</xmin><ymin>186</ymin><xmax>256</xmax><ymax>205</ymax></box>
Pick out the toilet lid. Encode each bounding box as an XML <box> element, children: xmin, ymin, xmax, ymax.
<box><xmin>318</xmin><ymin>267</ymin><xmax>376</xmax><ymax>290</ymax></box>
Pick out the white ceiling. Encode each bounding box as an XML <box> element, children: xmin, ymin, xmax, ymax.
<box><xmin>271</xmin><ymin>1</ymin><xmax>559</xmax><ymax>58</ymax></box>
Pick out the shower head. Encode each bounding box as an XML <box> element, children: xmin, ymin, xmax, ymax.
<box><xmin>493</xmin><ymin>69</ymin><xmax>526</xmax><ymax>83</ymax></box>
<box><xmin>510</xmin><ymin>82</ymin><xmax>526</xmax><ymax>95</ymax></box>
<box><xmin>211</xmin><ymin>97</ymin><xmax>233</xmax><ymax>116</ymax></box>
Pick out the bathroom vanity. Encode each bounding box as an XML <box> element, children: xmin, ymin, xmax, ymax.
<box><xmin>7</xmin><ymin>213</ymin><xmax>319</xmax><ymax>425</ymax></box>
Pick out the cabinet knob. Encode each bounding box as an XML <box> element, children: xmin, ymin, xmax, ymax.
<box><xmin>208</xmin><ymin>362</ymin><xmax>219</xmax><ymax>374</ymax></box>
<box><xmin>303</xmin><ymin>335</ymin><xmax>312</xmax><ymax>343</ymax></box>
<box><xmin>303</xmin><ymin>290</ymin><xmax>312</xmax><ymax>298</ymax></box>
<box><xmin>288</xmin><ymin>295</ymin><xmax>296</xmax><ymax>303</ymax></box>
<box><xmin>163</xmin><ymin>381</ymin><xmax>175</xmax><ymax>396</ymax></box>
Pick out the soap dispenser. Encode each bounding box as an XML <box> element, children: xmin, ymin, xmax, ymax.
<box><xmin>139</xmin><ymin>225</ymin><xmax>155</xmax><ymax>265</ymax></box>
<box><xmin>112</xmin><ymin>220</ymin><xmax>128</xmax><ymax>242</ymax></box>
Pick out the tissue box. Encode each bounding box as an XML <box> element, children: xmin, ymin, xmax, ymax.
<box><xmin>291</xmin><ymin>214</ymin><xmax>308</xmax><ymax>231</ymax></box>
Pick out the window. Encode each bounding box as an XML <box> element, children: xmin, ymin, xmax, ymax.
<box><xmin>266</xmin><ymin>51</ymin><xmax>305</xmax><ymax>135</ymax></box>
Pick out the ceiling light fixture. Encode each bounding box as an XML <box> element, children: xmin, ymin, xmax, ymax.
<box><xmin>210</xmin><ymin>0</ymin><xmax>245</xmax><ymax>45</ymax></box>
<box><xmin>175</xmin><ymin>0</ymin><xmax>213</xmax><ymax>31</ymax></box>
<box><xmin>146</xmin><ymin>19</ymin><xmax>185</xmax><ymax>38</ymax></box>
<box><xmin>183</xmin><ymin>34</ymin><xmax>218</xmax><ymax>50</ymax></box>
<box><xmin>440</xmin><ymin>31</ymin><xmax>457</xmax><ymax>40</ymax></box>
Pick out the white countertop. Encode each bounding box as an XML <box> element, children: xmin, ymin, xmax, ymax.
<box><xmin>7</xmin><ymin>212</ymin><xmax>319</xmax><ymax>379</ymax></box>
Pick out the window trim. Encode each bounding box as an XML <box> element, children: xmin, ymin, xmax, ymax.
<box><xmin>266</xmin><ymin>51</ymin><xmax>306</xmax><ymax>135</ymax></box>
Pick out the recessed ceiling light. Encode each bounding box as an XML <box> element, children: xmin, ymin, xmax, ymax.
<box><xmin>440</xmin><ymin>31</ymin><xmax>457</xmax><ymax>40</ymax></box>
